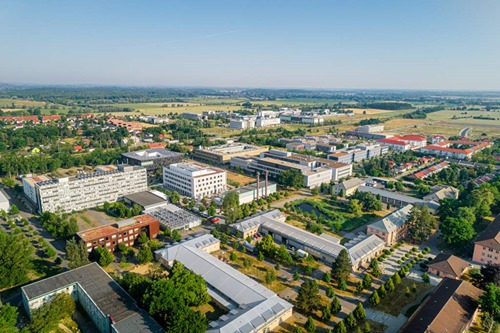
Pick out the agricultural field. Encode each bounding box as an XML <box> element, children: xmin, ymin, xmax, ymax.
<box><xmin>426</xmin><ymin>109</ymin><xmax>500</xmax><ymax>126</ymax></box>
<box><xmin>104</xmin><ymin>101</ymin><xmax>243</xmax><ymax>116</ymax></box>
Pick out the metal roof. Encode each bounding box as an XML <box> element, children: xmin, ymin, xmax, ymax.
<box><xmin>124</xmin><ymin>191</ymin><xmax>167</xmax><ymax>208</ymax></box>
<box><xmin>230</xmin><ymin>210</ymin><xmax>285</xmax><ymax>233</ymax></box>
<box><xmin>122</xmin><ymin>148</ymin><xmax>181</xmax><ymax>161</ymax></box>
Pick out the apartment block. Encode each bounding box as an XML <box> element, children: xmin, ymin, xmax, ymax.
<box><xmin>22</xmin><ymin>175</ymin><xmax>51</xmax><ymax>204</ymax></box>
<box><xmin>473</xmin><ymin>214</ymin><xmax>500</xmax><ymax>265</ymax></box>
<box><xmin>163</xmin><ymin>162</ymin><xmax>227</xmax><ymax>199</ymax></box>
<box><xmin>328</xmin><ymin>144</ymin><xmax>388</xmax><ymax>164</ymax></box>
<box><xmin>35</xmin><ymin>165</ymin><xmax>148</xmax><ymax>213</ymax></box>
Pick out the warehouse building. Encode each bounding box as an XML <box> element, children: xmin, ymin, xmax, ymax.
<box><xmin>155</xmin><ymin>235</ymin><xmax>293</xmax><ymax>333</ymax></box>
<box><xmin>76</xmin><ymin>214</ymin><xmax>161</xmax><ymax>253</ymax></box>
<box><xmin>21</xmin><ymin>263</ymin><xmax>164</xmax><ymax>333</ymax></box>
<box><xmin>229</xmin><ymin>209</ymin><xmax>286</xmax><ymax>239</ymax></box>
<box><xmin>35</xmin><ymin>165</ymin><xmax>148</xmax><ymax>213</ymax></box>
<box><xmin>163</xmin><ymin>162</ymin><xmax>227</xmax><ymax>199</ymax></box>
<box><xmin>357</xmin><ymin>186</ymin><xmax>440</xmax><ymax>212</ymax></box>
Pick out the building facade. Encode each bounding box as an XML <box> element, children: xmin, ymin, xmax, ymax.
<box><xmin>163</xmin><ymin>162</ymin><xmax>227</xmax><ymax>199</ymax></box>
<box><xmin>192</xmin><ymin>143</ymin><xmax>268</xmax><ymax>165</ymax></box>
<box><xmin>473</xmin><ymin>214</ymin><xmax>500</xmax><ymax>265</ymax></box>
<box><xmin>367</xmin><ymin>204</ymin><xmax>412</xmax><ymax>246</ymax></box>
<box><xmin>121</xmin><ymin>148</ymin><xmax>183</xmax><ymax>172</ymax></box>
<box><xmin>76</xmin><ymin>215</ymin><xmax>160</xmax><ymax>252</ymax></box>
<box><xmin>35</xmin><ymin>165</ymin><xmax>148</xmax><ymax>213</ymax></box>
<box><xmin>23</xmin><ymin>175</ymin><xmax>51</xmax><ymax>204</ymax></box>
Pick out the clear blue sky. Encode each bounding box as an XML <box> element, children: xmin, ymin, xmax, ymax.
<box><xmin>1</xmin><ymin>0</ymin><xmax>499</xmax><ymax>90</ymax></box>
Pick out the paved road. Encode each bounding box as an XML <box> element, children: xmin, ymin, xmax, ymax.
<box><xmin>460</xmin><ymin>127</ymin><xmax>472</xmax><ymax>137</ymax></box>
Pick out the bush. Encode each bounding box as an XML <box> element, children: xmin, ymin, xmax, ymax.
<box><xmin>383</xmin><ymin>249</ymin><xmax>391</xmax><ymax>255</ymax></box>
<box><xmin>423</xmin><ymin>247</ymin><xmax>430</xmax><ymax>252</ymax></box>
<box><xmin>411</xmin><ymin>247</ymin><xmax>418</xmax><ymax>252</ymax></box>
<box><xmin>397</xmin><ymin>260</ymin><xmax>402</xmax><ymax>264</ymax></box>
<box><xmin>422</xmin><ymin>273</ymin><xmax>430</xmax><ymax>283</ymax></box>
<box><xmin>419</xmin><ymin>263</ymin><xmax>428</xmax><ymax>269</ymax></box>
<box><xmin>417</xmin><ymin>254</ymin><xmax>423</xmax><ymax>259</ymax></box>
<box><xmin>389</xmin><ymin>248</ymin><xmax>394</xmax><ymax>252</ymax></box>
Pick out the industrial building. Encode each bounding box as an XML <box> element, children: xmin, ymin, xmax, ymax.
<box><xmin>123</xmin><ymin>190</ymin><xmax>169</xmax><ymax>211</ymax></box>
<box><xmin>357</xmin><ymin>186</ymin><xmax>440</xmax><ymax>212</ymax></box>
<box><xmin>145</xmin><ymin>204</ymin><xmax>202</xmax><ymax>231</ymax></box>
<box><xmin>163</xmin><ymin>162</ymin><xmax>227</xmax><ymax>199</ymax></box>
<box><xmin>155</xmin><ymin>235</ymin><xmax>293</xmax><ymax>333</ymax></box>
<box><xmin>76</xmin><ymin>214</ymin><xmax>161</xmax><ymax>252</ymax></box>
<box><xmin>21</xmin><ymin>263</ymin><xmax>164</xmax><ymax>333</ymax></box>
<box><xmin>229</xmin><ymin>210</ymin><xmax>286</xmax><ymax>239</ymax></box>
<box><xmin>192</xmin><ymin>143</ymin><xmax>268</xmax><ymax>165</ymax></box>
<box><xmin>234</xmin><ymin>180</ymin><xmax>277</xmax><ymax>205</ymax></box>
<box><xmin>121</xmin><ymin>148</ymin><xmax>183</xmax><ymax>172</ymax></box>
<box><xmin>34</xmin><ymin>165</ymin><xmax>148</xmax><ymax>213</ymax></box>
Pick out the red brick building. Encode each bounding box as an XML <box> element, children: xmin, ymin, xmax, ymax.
<box><xmin>76</xmin><ymin>214</ymin><xmax>160</xmax><ymax>252</ymax></box>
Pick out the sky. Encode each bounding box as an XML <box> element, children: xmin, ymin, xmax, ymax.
<box><xmin>0</xmin><ymin>0</ymin><xmax>499</xmax><ymax>90</ymax></box>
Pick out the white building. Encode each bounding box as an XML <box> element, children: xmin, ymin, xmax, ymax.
<box><xmin>0</xmin><ymin>190</ymin><xmax>10</xmax><ymax>212</ymax></box>
<box><xmin>163</xmin><ymin>162</ymin><xmax>227</xmax><ymax>199</ymax></box>
<box><xmin>356</xmin><ymin>124</ymin><xmax>384</xmax><ymax>133</ymax></box>
<box><xmin>35</xmin><ymin>165</ymin><xmax>148</xmax><ymax>213</ymax></box>
<box><xmin>23</xmin><ymin>175</ymin><xmax>51</xmax><ymax>204</ymax></box>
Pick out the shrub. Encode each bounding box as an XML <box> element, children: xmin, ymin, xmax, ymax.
<box><xmin>419</xmin><ymin>263</ymin><xmax>428</xmax><ymax>269</ymax></box>
<box><xmin>383</xmin><ymin>249</ymin><xmax>391</xmax><ymax>255</ymax></box>
<box><xmin>422</xmin><ymin>273</ymin><xmax>430</xmax><ymax>283</ymax></box>
<box><xmin>411</xmin><ymin>247</ymin><xmax>418</xmax><ymax>252</ymax></box>
<box><xmin>369</xmin><ymin>291</ymin><xmax>380</xmax><ymax>306</ymax></box>
<box><xmin>423</xmin><ymin>247</ymin><xmax>430</xmax><ymax>252</ymax></box>
<box><xmin>397</xmin><ymin>260</ymin><xmax>402</xmax><ymax>264</ymax></box>
<box><xmin>417</xmin><ymin>254</ymin><xmax>423</xmax><ymax>258</ymax></box>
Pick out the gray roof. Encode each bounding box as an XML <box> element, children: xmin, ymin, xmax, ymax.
<box><xmin>358</xmin><ymin>186</ymin><xmax>440</xmax><ymax>210</ymax></box>
<box><xmin>230</xmin><ymin>210</ymin><xmax>285</xmax><ymax>233</ymax></box>
<box><xmin>21</xmin><ymin>263</ymin><xmax>163</xmax><ymax>333</ymax></box>
<box><xmin>235</xmin><ymin>181</ymin><xmax>276</xmax><ymax>195</ymax></box>
<box><xmin>345</xmin><ymin>234</ymin><xmax>385</xmax><ymax>266</ymax></box>
<box><xmin>261</xmin><ymin>219</ymin><xmax>345</xmax><ymax>258</ymax></box>
<box><xmin>122</xmin><ymin>148</ymin><xmax>182</xmax><ymax>161</ymax></box>
<box><xmin>369</xmin><ymin>204</ymin><xmax>413</xmax><ymax>233</ymax></box>
<box><xmin>155</xmin><ymin>235</ymin><xmax>292</xmax><ymax>333</ymax></box>
<box><xmin>124</xmin><ymin>191</ymin><xmax>167</xmax><ymax>208</ymax></box>
<box><xmin>334</xmin><ymin>177</ymin><xmax>365</xmax><ymax>191</ymax></box>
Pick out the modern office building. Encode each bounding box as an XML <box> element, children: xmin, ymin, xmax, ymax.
<box><xmin>193</xmin><ymin>143</ymin><xmax>268</xmax><ymax>165</ymax></box>
<box><xmin>155</xmin><ymin>235</ymin><xmax>293</xmax><ymax>333</ymax></box>
<box><xmin>163</xmin><ymin>162</ymin><xmax>227</xmax><ymax>199</ymax></box>
<box><xmin>21</xmin><ymin>263</ymin><xmax>164</xmax><ymax>333</ymax></box>
<box><xmin>76</xmin><ymin>215</ymin><xmax>161</xmax><ymax>252</ymax></box>
<box><xmin>35</xmin><ymin>165</ymin><xmax>148</xmax><ymax>213</ymax></box>
<box><xmin>473</xmin><ymin>214</ymin><xmax>500</xmax><ymax>265</ymax></box>
<box><xmin>121</xmin><ymin>148</ymin><xmax>183</xmax><ymax>172</ymax></box>
<box><xmin>367</xmin><ymin>204</ymin><xmax>413</xmax><ymax>246</ymax></box>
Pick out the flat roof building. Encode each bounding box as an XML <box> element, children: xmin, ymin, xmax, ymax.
<box><xmin>155</xmin><ymin>234</ymin><xmax>293</xmax><ymax>333</ymax></box>
<box><xmin>21</xmin><ymin>263</ymin><xmax>164</xmax><ymax>333</ymax></box>
<box><xmin>76</xmin><ymin>215</ymin><xmax>161</xmax><ymax>252</ymax></box>
<box><xmin>193</xmin><ymin>143</ymin><xmax>268</xmax><ymax>165</ymax></box>
<box><xmin>357</xmin><ymin>186</ymin><xmax>440</xmax><ymax>212</ymax></box>
<box><xmin>146</xmin><ymin>204</ymin><xmax>202</xmax><ymax>231</ymax></box>
<box><xmin>35</xmin><ymin>165</ymin><xmax>148</xmax><ymax>213</ymax></box>
<box><xmin>22</xmin><ymin>174</ymin><xmax>51</xmax><ymax>204</ymax></box>
<box><xmin>163</xmin><ymin>162</ymin><xmax>227</xmax><ymax>199</ymax></box>
<box><xmin>123</xmin><ymin>190</ymin><xmax>169</xmax><ymax>211</ymax></box>
<box><xmin>234</xmin><ymin>181</ymin><xmax>277</xmax><ymax>205</ymax></box>
<box><xmin>122</xmin><ymin>148</ymin><xmax>183</xmax><ymax>172</ymax></box>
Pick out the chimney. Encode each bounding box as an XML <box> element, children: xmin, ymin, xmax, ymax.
<box><xmin>265</xmin><ymin>171</ymin><xmax>269</xmax><ymax>198</ymax></box>
<box><xmin>256</xmin><ymin>173</ymin><xmax>260</xmax><ymax>201</ymax></box>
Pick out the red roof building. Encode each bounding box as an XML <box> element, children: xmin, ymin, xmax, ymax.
<box><xmin>42</xmin><ymin>115</ymin><xmax>62</xmax><ymax>123</ymax></box>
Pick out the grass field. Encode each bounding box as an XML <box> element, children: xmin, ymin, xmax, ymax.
<box><xmin>226</xmin><ymin>171</ymin><xmax>255</xmax><ymax>187</ymax></box>
<box><xmin>0</xmin><ymin>98</ymin><xmax>46</xmax><ymax>108</ymax></box>
<box><xmin>105</xmin><ymin>101</ymin><xmax>243</xmax><ymax>116</ymax></box>
<box><xmin>374</xmin><ymin>278</ymin><xmax>434</xmax><ymax>316</ymax></box>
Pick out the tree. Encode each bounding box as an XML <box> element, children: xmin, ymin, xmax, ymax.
<box><xmin>479</xmin><ymin>283</ymin><xmax>500</xmax><ymax>322</ymax></box>
<box><xmin>8</xmin><ymin>205</ymin><xmax>19</xmax><ymax>215</ymax></box>
<box><xmin>137</xmin><ymin>246</ymin><xmax>153</xmax><ymax>264</ymax></box>
<box><xmin>363</xmin><ymin>274</ymin><xmax>372</xmax><ymax>289</ymax></box>
<box><xmin>364</xmin><ymin>321</ymin><xmax>371</xmax><ymax>333</ymax></box>
<box><xmin>326</xmin><ymin>286</ymin><xmax>335</xmax><ymax>298</ymax></box>
<box><xmin>222</xmin><ymin>191</ymin><xmax>242</xmax><ymax>224</ymax></box>
<box><xmin>322</xmin><ymin>305</ymin><xmax>331</xmax><ymax>322</ymax></box>
<box><xmin>172</xmin><ymin>229</ymin><xmax>182</xmax><ymax>242</ymax></box>
<box><xmin>422</xmin><ymin>273</ymin><xmax>430</xmax><ymax>283</ymax></box>
<box><xmin>322</xmin><ymin>272</ymin><xmax>332</xmax><ymax>283</ymax></box>
<box><xmin>356</xmin><ymin>281</ymin><xmax>364</xmax><ymax>293</ymax></box>
<box><xmin>304</xmin><ymin>316</ymin><xmax>316</xmax><ymax>333</ymax></box>
<box><xmin>440</xmin><ymin>216</ymin><xmax>475</xmax><ymax>250</ymax></box>
<box><xmin>0</xmin><ymin>302</ymin><xmax>18</xmax><ymax>333</ymax></box>
<box><xmin>351</xmin><ymin>191</ymin><xmax>382</xmax><ymax>212</ymax></box>
<box><xmin>404</xmin><ymin>286</ymin><xmax>411</xmax><ymax>297</ymax></box>
<box><xmin>311</xmin><ymin>187</ymin><xmax>319</xmax><ymax>196</ymax></box>
<box><xmin>385</xmin><ymin>278</ymin><xmax>395</xmax><ymax>292</ymax></box>
<box><xmin>393</xmin><ymin>272</ymin><xmax>401</xmax><ymax>285</ymax></box>
<box><xmin>265</xmin><ymin>269</ymin><xmax>276</xmax><ymax>284</ymax></box>
<box><xmin>349</xmin><ymin>199</ymin><xmax>363</xmax><ymax>217</ymax></box>
<box><xmin>354</xmin><ymin>302</ymin><xmax>366</xmax><ymax>320</ymax></box>
<box><xmin>345</xmin><ymin>312</ymin><xmax>356</xmax><ymax>328</ymax></box>
<box><xmin>138</xmin><ymin>232</ymin><xmax>150</xmax><ymax>244</ymax></box>
<box><xmin>207</xmin><ymin>204</ymin><xmax>217</xmax><ymax>216</ymax></box>
<box><xmin>29</xmin><ymin>293</ymin><xmax>76</xmax><ymax>333</ymax></box>
<box><xmin>229</xmin><ymin>251</ymin><xmax>238</xmax><ymax>261</ymax></box>
<box><xmin>378</xmin><ymin>284</ymin><xmax>387</xmax><ymax>298</ymax></box>
<box><xmin>406</xmin><ymin>205</ymin><xmax>437</xmax><ymax>244</ymax></box>
<box><xmin>338</xmin><ymin>278</ymin><xmax>347</xmax><ymax>291</ymax></box>
<box><xmin>293</xmin><ymin>271</ymin><xmax>300</xmax><ymax>281</ymax></box>
<box><xmin>334</xmin><ymin>321</ymin><xmax>347</xmax><ymax>333</ymax></box>
<box><xmin>278</xmin><ymin>169</ymin><xmax>304</xmax><ymax>189</ymax></box>
<box><xmin>331</xmin><ymin>296</ymin><xmax>342</xmax><ymax>314</ymax></box>
<box><xmin>370</xmin><ymin>259</ymin><xmax>381</xmax><ymax>277</ymax></box>
<box><xmin>0</xmin><ymin>229</ymin><xmax>34</xmax><ymax>288</ymax></box>
<box><xmin>94</xmin><ymin>246</ymin><xmax>114</xmax><ymax>267</ymax></box>
<box><xmin>369</xmin><ymin>290</ymin><xmax>380</xmax><ymax>306</ymax></box>
<box><xmin>331</xmin><ymin>249</ymin><xmax>352</xmax><ymax>281</ymax></box>
<box><xmin>169</xmin><ymin>191</ymin><xmax>180</xmax><ymax>204</ymax></box>
<box><xmin>66</xmin><ymin>237</ymin><xmax>90</xmax><ymax>269</ymax></box>
<box><xmin>296</xmin><ymin>280</ymin><xmax>321</xmax><ymax>313</ymax></box>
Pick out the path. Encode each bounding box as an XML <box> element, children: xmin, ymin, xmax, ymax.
<box><xmin>460</xmin><ymin>127</ymin><xmax>472</xmax><ymax>137</ymax></box>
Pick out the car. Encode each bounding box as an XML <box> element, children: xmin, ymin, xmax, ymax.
<box><xmin>210</xmin><ymin>217</ymin><xmax>219</xmax><ymax>223</ymax></box>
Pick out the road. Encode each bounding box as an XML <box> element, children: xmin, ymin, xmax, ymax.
<box><xmin>460</xmin><ymin>127</ymin><xmax>472</xmax><ymax>137</ymax></box>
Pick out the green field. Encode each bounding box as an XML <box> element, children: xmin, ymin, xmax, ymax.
<box><xmin>426</xmin><ymin>109</ymin><xmax>500</xmax><ymax>125</ymax></box>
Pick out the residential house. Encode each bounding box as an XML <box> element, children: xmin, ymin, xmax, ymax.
<box><xmin>427</xmin><ymin>253</ymin><xmax>470</xmax><ymax>279</ymax></box>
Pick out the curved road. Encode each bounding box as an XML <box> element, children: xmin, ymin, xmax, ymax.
<box><xmin>460</xmin><ymin>127</ymin><xmax>472</xmax><ymax>137</ymax></box>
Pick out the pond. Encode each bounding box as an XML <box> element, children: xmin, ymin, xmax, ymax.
<box><xmin>296</xmin><ymin>203</ymin><xmax>330</xmax><ymax>220</ymax></box>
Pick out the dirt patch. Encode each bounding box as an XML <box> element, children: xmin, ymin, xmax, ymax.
<box><xmin>226</xmin><ymin>171</ymin><xmax>256</xmax><ymax>187</ymax></box>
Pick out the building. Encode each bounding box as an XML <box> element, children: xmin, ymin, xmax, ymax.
<box><xmin>431</xmin><ymin>135</ymin><xmax>447</xmax><ymax>144</ymax></box>
<box><xmin>123</xmin><ymin>190</ymin><xmax>169</xmax><ymax>211</ymax></box>
<box><xmin>376</xmin><ymin>138</ymin><xmax>411</xmax><ymax>152</ymax></box>
<box><xmin>473</xmin><ymin>214</ymin><xmax>500</xmax><ymax>265</ymax></box>
<box><xmin>280</xmin><ymin>114</ymin><xmax>324</xmax><ymax>124</ymax></box>
<box><xmin>146</xmin><ymin>204</ymin><xmax>202</xmax><ymax>231</ymax></box>
<box><xmin>76</xmin><ymin>215</ymin><xmax>161</xmax><ymax>252</ymax></box>
<box><xmin>377</xmin><ymin>135</ymin><xmax>427</xmax><ymax>151</ymax></box>
<box><xmin>328</xmin><ymin>144</ymin><xmax>388</xmax><ymax>164</ymax></box>
<box><xmin>367</xmin><ymin>204</ymin><xmax>413</xmax><ymax>246</ymax></box>
<box><xmin>154</xmin><ymin>235</ymin><xmax>293</xmax><ymax>333</ymax></box>
<box><xmin>0</xmin><ymin>189</ymin><xmax>10</xmax><ymax>212</ymax></box>
<box><xmin>163</xmin><ymin>162</ymin><xmax>227</xmax><ymax>199</ymax></box>
<box><xmin>192</xmin><ymin>143</ymin><xmax>268</xmax><ymax>165</ymax></box>
<box><xmin>180</xmin><ymin>112</ymin><xmax>202</xmax><ymax>120</ymax></box>
<box><xmin>22</xmin><ymin>175</ymin><xmax>51</xmax><ymax>204</ymax></box>
<box><xmin>398</xmin><ymin>279</ymin><xmax>482</xmax><ymax>333</ymax></box>
<box><xmin>356</xmin><ymin>124</ymin><xmax>384</xmax><ymax>133</ymax></box>
<box><xmin>420</xmin><ymin>140</ymin><xmax>491</xmax><ymax>159</ymax></box>
<box><xmin>235</xmin><ymin>181</ymin><xmax>277</xmax><ymax>205</ymax></box>
<box><xmin>35</xmin><ymin>165</ymin><xmax>148</xmax><ymax>213</ymax></box>
<box><xmin>427</xmin><ymin>253</ymin><xmax>470</xmax><ymax>279</ymax></box>
<box><xmin>412</xmin><ymin>162</ymin><xmax>450</xmax><ymax>180</ymax></box>
<box><xmin>121</xmin><ymin>148</ymin><xmax>183</xmax><ymax>172</ymax></box>
<box><xmin>422</xmin><ymin>185</ymin><xmax>459</xmax><ymax>202</ymax></box>
<box><xmin>357</xmin><ymin>186</ymin><xmax>440</xmax><ymax>212</ymax></box>
<box><xmin>332</xmin><ymin>177</ymin><xmax>366</xmax><ymax>196</ymax></box>
<box><xmin>229</xmin><ymin>209</ymin><xmax>286</xmax><ymax>239</ymax></box>
<box><xmin>21</xmin><ymin>263</ymin><xmax>164</xmax><ymax>333</ymax></box>
<box><xmin>258</xmin><ymin>218</ymin><xmax>384</xmax><ymax>269</ymax></box>
<box><xmin>229</xmin><ymin>117</ymin><xmax>256</xmax><ymax>129</ymax></box>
